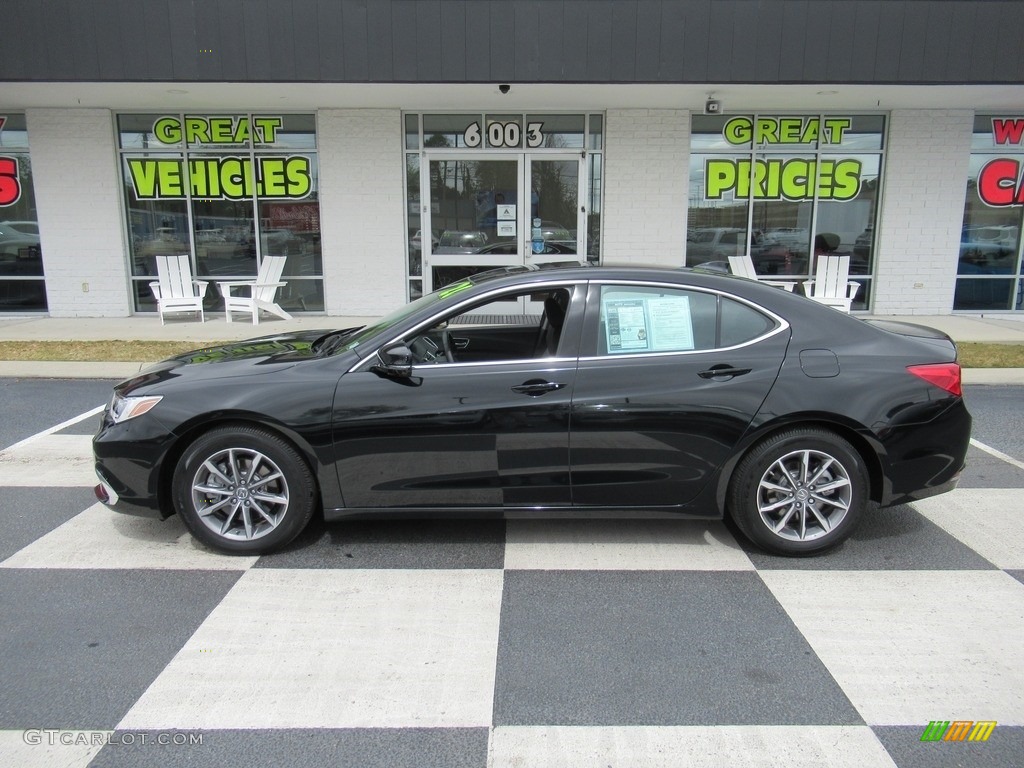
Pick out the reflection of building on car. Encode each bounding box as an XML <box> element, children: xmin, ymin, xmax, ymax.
<box><xmin>94</xmin><ymin>264</ymin><xmax>971</xmax><ymax>559</ymax></box>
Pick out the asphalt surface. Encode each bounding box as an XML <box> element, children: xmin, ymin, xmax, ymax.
<box><xmin>0</xmin><ymin>379</ymin><xmax>1022</xmax><ymax>768</ymax></box>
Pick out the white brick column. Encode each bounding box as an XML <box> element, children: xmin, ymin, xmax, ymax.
<box><xmin>602</xmin><ymin>109</ymin><xmax>689</xmax><ymax>267</ymax></box>
<box><xmin>872</xmin><ymin>110</ymin><xmax>973</xmax><ymax>314</ymax></box>
<box><xmin>27</xmin><ymin>108</ymin><xmax>131</xmax><ymax>316</ymax></box>
<box><xmin>317</xmin><ymin>109</ymin><xmax>406</xmax><ymax>316</ymax></box>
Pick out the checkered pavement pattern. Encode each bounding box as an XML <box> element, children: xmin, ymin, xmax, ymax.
<box><xmin>1</xmin><ymin>400</ymin><xmax>1022</xmax><ymax>768</ymax></box>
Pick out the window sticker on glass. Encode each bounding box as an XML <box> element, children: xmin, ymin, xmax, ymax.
<box><xmin>605</xmin><ymin>299</ymin><xmax>650</xmax><ymax>353</ymax></box>
<box><xmin>647</xmin><ymin>296</ymin><xmax>695</xmax><ymax>351</ymax></box>
<box><xmin>604</xmin><ymin>295</ymin><xmax>696</xmax><ymax>354</ymax></box>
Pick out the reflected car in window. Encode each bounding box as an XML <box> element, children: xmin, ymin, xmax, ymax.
<box><xmin>474</xmin><ymin>241</ymin><xmax>579</xmax><ymax>256</ymax></box>
<box><xmin>434</xmin><ymin>230</ymin><xmax>489</xmax><ymax>254</ymax></box>
<box><xmin>94</xmin><ymin>266</ymin><xmax>970</xmax><ymax>558</ymax></box>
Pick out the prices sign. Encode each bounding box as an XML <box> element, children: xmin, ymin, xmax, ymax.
<box><xmin>125</xmin><ymin>115</ymin><xmax>312</xmax><ymax>201</ymax></box>
<box><xmin>704</xmin><ymin>116</ymin><xmax>863</xmax><ymax>202</ymax></box>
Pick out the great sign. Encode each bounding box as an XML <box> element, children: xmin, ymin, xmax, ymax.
<box><xmin>125</xmin><ymin>115</ymin><xmax>312</xmax><ymax>201</ymax></box>
<box><xmin>705</xmin><ymin>116</ymin><xmax>863</xmax><ymax>202</ymax></box>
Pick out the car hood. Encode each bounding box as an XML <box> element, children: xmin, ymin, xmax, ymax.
<box><xmin>117</xmin><ymin>329</ymin><xmax>356</xmax><ymax>393</ymax></box>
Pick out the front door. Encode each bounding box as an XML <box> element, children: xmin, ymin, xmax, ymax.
<box><xmin>331</xmin><ymin>282</ymin><xmax>584</xmax><ymax>509</ymax></box>
<box><xmin>422</xmin><ymin>153</ymin><xmax>586</xmax><ymax>300</ymax></box>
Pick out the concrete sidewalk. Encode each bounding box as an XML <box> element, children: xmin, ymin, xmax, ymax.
<box><xmin>0</xmin><ymin>312</ymin><xmax>1022</xmax><ymax>383</ymax></box>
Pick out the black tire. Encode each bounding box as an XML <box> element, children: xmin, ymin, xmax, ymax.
<box><xmin>727</xmin><ymin>428</ymin><xmax>867</xmax><ymax>556</ymax></box>
<box><xmin>172</xmin><ymin>425</ymin><xmax>316</xmax><ymax>554</ymax></box>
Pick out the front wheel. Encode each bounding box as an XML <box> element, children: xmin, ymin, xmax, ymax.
<box><xmin>172</xmin><ymin>425</ymin><xmax>316</xmax><ymax>554</ymax></box>
<box><xmin>727</xmin><ymin>428</ymin><xmax>867</xmax><ymax>556</ymax></box>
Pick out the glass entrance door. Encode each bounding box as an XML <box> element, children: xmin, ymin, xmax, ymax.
<box><xmin>526</xmin><ymin>154</ymin><xmax>585</xmax><ymax>267</ymax></box>
<box><xmin>423</xmin><ymin>153</ymin><xmax>585</xmax><ymax>298</ymax></box>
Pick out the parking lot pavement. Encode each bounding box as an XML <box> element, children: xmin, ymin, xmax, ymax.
<box><xmin>0</xmin><ymin>387</ymin><xmax>1023</xmax><ymax>767</ymax></box>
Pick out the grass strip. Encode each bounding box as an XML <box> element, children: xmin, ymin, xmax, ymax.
<box><xmin>1</xmin><ymin>340</ymin><xmax>1023</xmax><ymax>368</ymax></box>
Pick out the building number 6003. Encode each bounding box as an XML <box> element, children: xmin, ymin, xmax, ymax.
<box><xmin>463</xmin><ymin>121</ymin><xmax>544</xmax><ymax>149</ymax></box>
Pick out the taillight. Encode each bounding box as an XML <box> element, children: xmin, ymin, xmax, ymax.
<box><xmin>907</xmin><ymin>362</ymin><xmax>962</xmax><ymax>396</ymax></box>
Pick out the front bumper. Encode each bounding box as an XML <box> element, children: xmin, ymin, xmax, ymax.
<box><xmin>94</xmin><ymin>467</ymin><xmax>169</xmax><ymax>519</ymax></box>
<box><xmin>92</xmin><ymin>408</ymin><xmax>179</xmax><ymax>520</ymax></box>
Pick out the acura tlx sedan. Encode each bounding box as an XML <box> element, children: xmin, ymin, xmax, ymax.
<box><xmin>93</xmin><ymin>265</ymin><xmax>971</xmax><ymax>557</ymax></box>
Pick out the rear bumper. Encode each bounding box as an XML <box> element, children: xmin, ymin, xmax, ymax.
<box><xmin>877</xmin><ymin>398</ymin><xmax>971</xmax><ymax>507</ymax></box>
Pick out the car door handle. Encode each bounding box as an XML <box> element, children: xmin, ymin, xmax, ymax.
<box><xmin>452</xmin><ymin>337</ymin><xmax>470</xmax><ymax>349</ymax></box>
<box><xmin>511</xmin><ymin>380</ymin><xmax>566</xmax><ymax>396</ymax></box>
<box><xmin>698</xmin><ymin>365</ymin><xmax>752</xmax><ymax>380</ymax></box>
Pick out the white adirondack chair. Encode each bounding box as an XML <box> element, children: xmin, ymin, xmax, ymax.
<box><xmin>149</xmin><ymin>253</ymin><xmax>208</xmax><ymax>324</ymax></box>
<box><xmin>217</xmin><ymin>255</ymin><xmax>293</xmax><ymax>324</ymax></box>
<box><xmin>804</xmin><ymin>254</ymin><xmax>861</xmax><ymax>312</ymax></box>
<box><xmin>728</xmin><ymin>254</ymin><xmax>797</xmax><ymax>291</ymax></box>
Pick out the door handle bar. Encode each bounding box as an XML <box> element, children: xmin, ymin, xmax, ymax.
<box><xmin>511</xmin><ymin>381</ymin><xmax>566</xmax><ymax>396</ymax></box>
<box><xmin>697</xmin><ymin>366</ymin><xmax>752</xmax><ymax>379</ymax></box>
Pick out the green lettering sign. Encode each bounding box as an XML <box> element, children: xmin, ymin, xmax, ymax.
<box><xmin>704</xmin><ymin>158</ymin><xmax>862</xmax><ymax>202</ymax></box>
<box><xmin>127</xmin><ymin>155</ymin><xmax>312</xmax><ymax>201</ymax></box>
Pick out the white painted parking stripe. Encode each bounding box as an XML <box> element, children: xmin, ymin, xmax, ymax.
<box><xmin>0</xmin><ymin>503</ymin><xmax>258</xmax><ymax>571</ymax></box>
<box><xmin>3</xmin><ymin>405</ymin><xmax>104</xmax><ymax>453</ymax></box>
<box><xmin>0</xmin><ymin>728</ymin><xmax>109</xmax><ymax>768</ymax></box>
<box><xmin>504</xmin><ymin>519</ymin><xmax>755</xmax><ymax>571</ymax></box>
<box><xmin>759</xmin><ymin>570</ymin><xmax>1024</xmax><ymax>726</ymax></box>
<box><xmin>912</xmin><ymin>489</ymin><xmax>1024</xmax><ymax>569</ymax></box>
<box><xmin>0</xmin><ymin>434</ymin><xmax>96</xmax><ymax>487</ymax></box>
<box><xmin>119</xmin><ymin>569</ymin><xmax>505</xmax><ymax>730</ymax></box>
<box><xmin>971</xmin><ymin>437</ymin><xmax>1024</xmax><ymax>471</ymax></box>
<box><xmin>489</xmin><ymin>725</ymin><xmax>898</xmax><ymax>768</ymax></box>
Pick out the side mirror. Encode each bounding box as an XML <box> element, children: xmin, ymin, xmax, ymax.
<box><xmin>371</xmin><ymin>344</ymin><xmax>414</xmax><ymax>379</ymax></box>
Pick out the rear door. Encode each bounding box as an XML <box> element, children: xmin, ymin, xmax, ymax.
<box><xmin>569</xmin><ymin>280</ymin><xmax>790</xmax><ymax>508</ymax></box>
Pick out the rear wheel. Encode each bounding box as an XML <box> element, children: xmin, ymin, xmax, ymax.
<box><xmin>172</xmin><ymin>426</ymin><xmax>316</xmax><ymax>554</ymax></box>
<box><xmin>728</xmin><ymin>428</ymin><xmax>867</xmax><ymax>556</ymax></box>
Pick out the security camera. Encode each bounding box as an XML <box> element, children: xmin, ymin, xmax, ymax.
<box><xmin>704</xmin><ymin>98</ymin><xmax>722</xmax><ymax>115</ymax></box>
<box><xmin>499</xmin><ymin>83</ymin><xmax>511</xmax><ymax>94</ymax></box>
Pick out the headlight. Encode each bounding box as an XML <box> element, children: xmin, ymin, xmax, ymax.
<box><xmin>109</xmin><ymin>393</ymin><xmax>163</xmax><ymax>424</ymax></box>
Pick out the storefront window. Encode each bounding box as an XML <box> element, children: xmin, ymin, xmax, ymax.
<box><xmin>955</xmin><ymin>115</ymin><xmax>1024</xmax><ymax>311</ymax></box>
<box><xmin>0</xmin><ymin>113</ymin><xmax>46</xmax><ymax>311</ymax></box>
<box><xmin>688</xmin><ymin>114</ymin><xmax>885</xmax><ymax>310</ymax></box>
<box><xmin>118</xmin><ymin>113</ymin><xmax>322</xmax><ymax>313</ymax></box>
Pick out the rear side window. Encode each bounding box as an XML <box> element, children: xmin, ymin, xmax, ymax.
<box><xmin>593</xmin><ymin>284</ymin><xmax>776</xmax><ymax>356</ymax></box>
<box><xmin>720</xmin><ymin>296</ymin><xmax>775</xmax><ymax>347</ymax></box>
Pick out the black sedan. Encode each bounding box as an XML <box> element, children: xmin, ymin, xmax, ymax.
<box><xmin>93</xmin><ymin>265</ymin><xmax>971</xmax><ymax>557</ymax></box>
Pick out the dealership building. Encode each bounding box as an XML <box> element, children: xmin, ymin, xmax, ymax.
<box><xmin>2</xmin><ymin>0</ymin><xmax>1024</xmax><ymax>318</ymax></box>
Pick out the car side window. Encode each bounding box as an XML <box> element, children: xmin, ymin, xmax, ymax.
<box><xmin>594</xmin><ymin>285</ymin><xmax>776</xmax><ymax>356</ymax></box>
<box><xmin>405</xmin><ymin>286</ymin><xmax>573</xmax><ymax>365</ymax></box>
<box><xmin>597</xmin><ymin>285</ymin><xmax>718</xmax><ymax>355</ymax></box>
<box><xmin>720</xmin><ymin>296</ymin><xmax>775</xmax><ymax>347</ymax></box>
